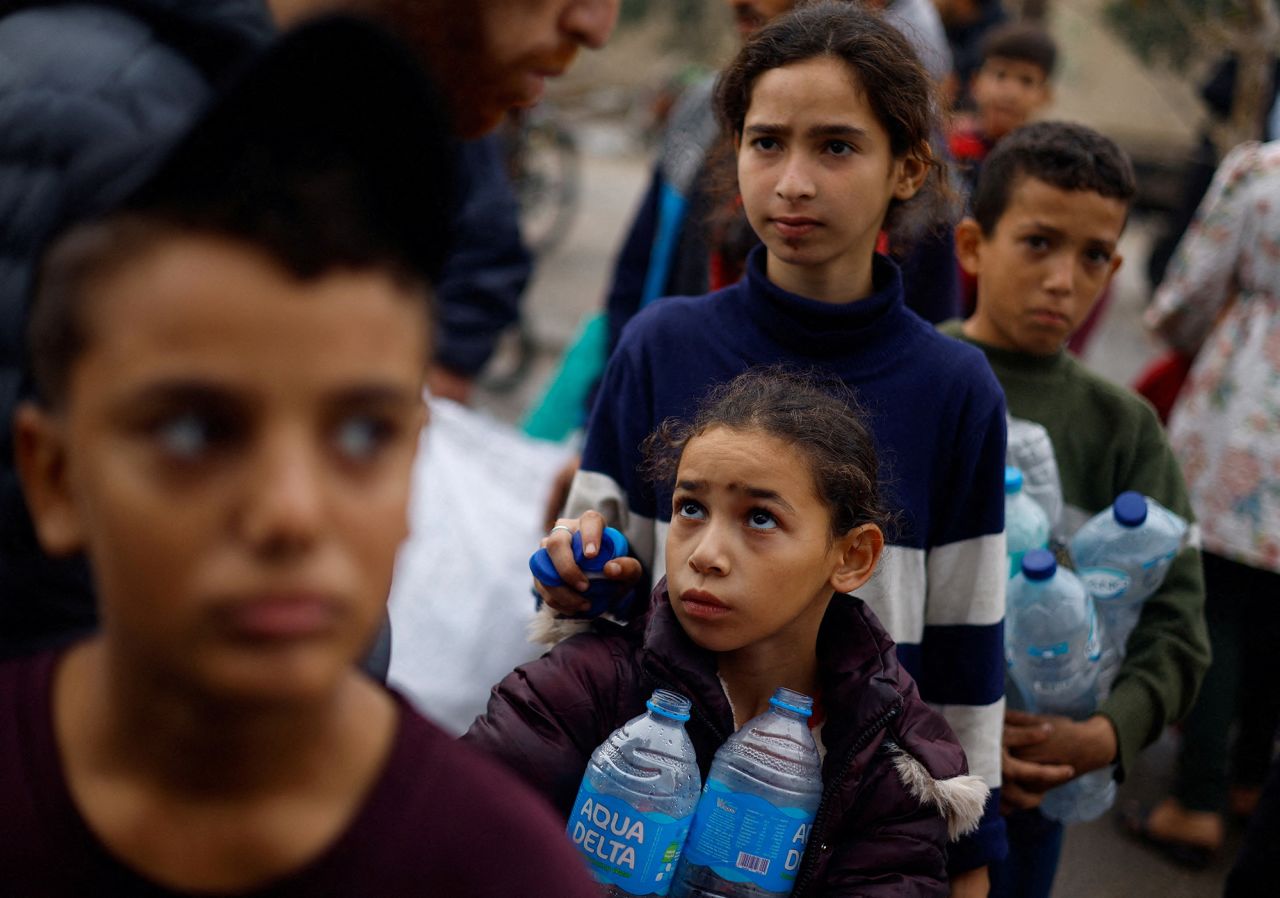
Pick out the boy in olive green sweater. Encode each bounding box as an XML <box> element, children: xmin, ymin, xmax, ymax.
<box><xmin>942</xmin><ymin>121</ymin><xmax>1210</xmax><ymax>898</ymax></box>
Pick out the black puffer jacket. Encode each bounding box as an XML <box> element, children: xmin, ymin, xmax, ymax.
<box><xmin>465</xmin><ymin>581</ymin><xmax>990</xmax><ymax>897</ymax></box>
<box><xmin>0</xmin><ymin>0</ymin><xmax>273</xmax><ymax>657</ymax></box>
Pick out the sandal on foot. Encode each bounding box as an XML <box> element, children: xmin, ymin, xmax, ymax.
<box><xmin>1119</xmin><ymin>803</ymin><xmax>1217</xmax><ymax>870</ymax></box>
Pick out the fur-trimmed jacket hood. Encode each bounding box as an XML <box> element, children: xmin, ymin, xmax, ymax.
<box><xmin>466</xmin><ymin>581</ymin><xmax>988</xmax><ymax>897</ymax></box>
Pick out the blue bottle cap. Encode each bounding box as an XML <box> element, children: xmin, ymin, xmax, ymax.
<box><xmin>1004</xmin><ymin>466</ymin><xmax>1024</xmax><ymax>494</ymax></box>
<box><xmin>529</xmin><ymin>526</ymin><xmax>631</xmax><ymax>586</ymax></box>
<box><xmin>646</xmin><ymin>689</ymin><xmax>692</xmax><ymax>722</ymax></box>
<box><xmin>1113</xmin><ymin>491</ymin><xmax>1148</xmax><ymax>528</ymax></box>
<box><xmin>769</xmin><ymin>687</ymin><xmax>814</xmax><ymax>718</ymax></box>
<box><xmin>573</xmin><ymin>526</ymin><xmax>630</xmax><ymax>573</ymax></box>
<box><xmin>528</xmin><ymin>546</ymin><xmax>562</xmax><ymax>588</ymax></box>
<box><xmin>1021</xmin><ymin>547</ymin><xmax>1057</xmax><ymax>581</ymax></box>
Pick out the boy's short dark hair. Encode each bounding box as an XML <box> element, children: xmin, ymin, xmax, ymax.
<box><xmin>979</xmin><ymin>21</ymin><xmax>1058</xmax><ymax>78</ymax></box>
<box><xmin>27</xmin><ymin>17</ymin><xmax>457</xmax><ymax>409</ymax></box>
<box><xmin>972</xmin><ymin>121</ymin><xmax>1137</xmax><ymax>236</ymax></box>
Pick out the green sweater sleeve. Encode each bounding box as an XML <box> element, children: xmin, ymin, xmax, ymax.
<box><xmin>1096</xmin><ymin>408</ymin><xmax>1210</xmax><ymax>780</ymax></box>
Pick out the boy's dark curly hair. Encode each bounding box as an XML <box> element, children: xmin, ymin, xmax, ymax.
<box><xmin>973</xmin><ymin>121</ymin><xmax>1136</xmax><ymax>236</ymax></box>
<box><xmin>979</xmin><ymin>21</ymin><xmax>1058</xmax><ymax>78</ymax></box>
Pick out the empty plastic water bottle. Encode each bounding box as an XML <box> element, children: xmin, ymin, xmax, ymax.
<box><xmin>567</xmin><ymin>689</ymin><xmax>702</xmax><ymax>896</ymax></box>
<box><xmin>670</xmin><ymin>688</ymin><xmax>823</xmax><ymax>898</ymax></box>
<box><xmin>1005</xmin><ymin>466</ymin><xmax>1050</xmax><ymax>578</ymax></box>
<box><xmin>530</xmin><ymin>525</ymin><xmax>632</xmax><ymax>618</ymax></box>
<box><xmin>1007</xmin><ymin>416</ymin><xmax>1063</xmax><ymax>533</ymax></box>
<box><xmin>1005</xmin><ymin>549</ymin><xmax>1114</xmax><ymax>823</ymax></box>
<box><xmin>1069</xmin><ymin>491</ymin><xmax>1187</xmax><ymax>666</ymax></box>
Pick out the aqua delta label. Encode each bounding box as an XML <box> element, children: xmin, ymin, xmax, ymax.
<box><xmin>681</xmin><ymin>778</ymin><xmax>815</xmax><ymax>893</ymax></box>
<box><xmin>567</xmin><ymin>779</ymin><xmax>692</xmax><ymax>895</ymax></box>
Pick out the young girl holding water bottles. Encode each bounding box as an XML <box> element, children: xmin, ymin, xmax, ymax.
<box><xmin>465</xmin><ymin>370</ymin><xmax>988</xmax><ymax>896</ymax></box>
<box><xmin>537</xmin><ymin>2</ymin><xmax>1009</xmax><ymax>884</ymax></box>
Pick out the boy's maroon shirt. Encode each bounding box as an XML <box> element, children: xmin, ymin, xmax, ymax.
<box><xmin>0</xmin><ymin>650</ymin><xmax>604</xmax><ymax>897</ymax></box>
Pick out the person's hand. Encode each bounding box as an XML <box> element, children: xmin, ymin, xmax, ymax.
<box><xmin>1006</xmin><ymin>710</ymin><xmax>1118</xmax><ymax>774</ymax></box>
<box><xmin>535</xmin><ymin>510</ymin><xmax>642</xmax><ymax>615</ymax></box>
<box><xmin>1000</xmin><ymin>710</ymin><xmax>1075</xmax><ymax>812</ymax></box>
<box><xmin>542</xmin><ymin>455</ymin><xmax>580</xmax><ymax>533</ymax></box>
<box><xmin>426</xmin><ymin>364</ymin><xmax>475</xmax><ymax>404</ymax></box>
<box><xmin>948</xmin><ymin>865</ymin><xmax>988</xmax><ymax>897</ymax></box>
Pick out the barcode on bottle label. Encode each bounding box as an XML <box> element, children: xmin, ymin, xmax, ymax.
<box><xmin>735</xmin><ymin>852</ymin><xmax>770</xmax><ymax>875</ymax></box>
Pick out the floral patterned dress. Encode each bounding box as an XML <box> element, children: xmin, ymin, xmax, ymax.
<box><xmin>1146</xmin><ymin>141</ymin><xmax>1280</xmax><ymax>573</ymax></box>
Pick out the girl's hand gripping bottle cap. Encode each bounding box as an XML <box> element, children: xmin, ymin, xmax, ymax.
<box><xmin>529</xmin><ymin>526</ymin><xmax>633</xmax><ymax>619</ymax></box>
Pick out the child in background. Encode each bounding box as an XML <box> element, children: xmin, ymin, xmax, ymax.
<box><xmin>539</xmin><ymin>3</ymin><xmax>1009</xmax><ymax>889</ymax></box>
<box><xmin>949</xmin><ymin>21</ymin><xmax>1057</xmax><ymax>200</ymax></box>
<box><xmin>468</xmin><ymin>369</ymin><xmax>988</xmax><ymax>896</ymax></box>
<box><xmin>943</xmin><ymin>121</ymin><xmax>1210</xmax><ymax>898</ymax></box>
<box><xmin>0</xmin><ymin>20</ymin><xmax>602</xmax><ymax>898</ymax></box>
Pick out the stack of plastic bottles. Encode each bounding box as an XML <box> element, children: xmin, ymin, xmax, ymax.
<box><xmin>671</xmin><ymin>688</ymin><xmax>824</xmax><ymax>898</ymax></box>
<box><xmin>568</xmin><ymin>690</ymin><xmax>702</xmax><ymax>897</ymax></box>
<box><xmin>1004</xmin><ymin>465</ymin><xmax>1050</xmax><ymax>578</ymax></box>
<box><xmin>1005</xmin><ymin>549</ymin><xmax>1115</xmax><ymax>823</ymax></box>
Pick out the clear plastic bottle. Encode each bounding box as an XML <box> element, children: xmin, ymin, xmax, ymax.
<box><xmin>670</xmin><ymin>688</ymin><xmax>823</xmax><ymax>898</ymax></box>
<box><xmin>1069</xmin><ymin>491</ymin><xmax>1187</xmax><ymax>668</ymax></box>
<box><xmin>1005</xmin><ymin>466</ymin><xmax>1050</xmax><ymax>578</ymax></box>
<box><xmin>1005</xmin><ymin>549</ymin><xmax>1115</xmax><ymax>823</ymax></box>
<box><xmin>1006</xmin><ymin>417</ymin><xmax>1063</xmax><ymax>534</ymax></box>
<box><xmin>567</xmin><ymin>689</ymin><xmax>702</xmax><ymax>896</ymax></box>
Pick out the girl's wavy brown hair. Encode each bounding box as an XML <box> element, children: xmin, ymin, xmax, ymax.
<box><xmin>641</xmin><ymin>367</ymin><xmax>894</xmax><ymax>540</ymax></box>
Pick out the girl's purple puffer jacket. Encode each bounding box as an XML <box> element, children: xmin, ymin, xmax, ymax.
<box><xmin>465</xmin><ymin>580</ymin><xmax>988</xmax><ymax>896</ymax></box>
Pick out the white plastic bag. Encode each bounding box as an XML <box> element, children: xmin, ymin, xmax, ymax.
<box><xmin>387</xmin><ymin>397</ymin><xmax>573</xmax><ymax>735</ymax></box>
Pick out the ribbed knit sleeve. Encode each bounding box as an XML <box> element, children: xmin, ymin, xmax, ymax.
<box><xmin>918</xmin><ymin>363</ymin><xmax>1009</xmax><ymax>872</ymax></box>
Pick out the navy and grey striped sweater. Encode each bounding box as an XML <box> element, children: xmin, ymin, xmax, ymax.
<box><xmin>565</xmin><ymin>245</ymin><xmax>1009</xmax><ymax>869</ymax></box>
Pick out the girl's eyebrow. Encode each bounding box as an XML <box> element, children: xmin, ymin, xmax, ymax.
<box><xmin>743</xmin><ymin>486</ymin><xmax>795</xmax><ymax>513</ymax></box>
<box><xmin>742</xmin><ymin>123</ymin><xmax>868</xmax><ymax>140</ymax></box>
<box><xmin>675</xmin><ymin>478</ymin><xmax>795</xmax><ymax>513</ymax></box>
<box><xmin>807</xmin><ymin>123</ymin><xmax>868</xmax><ymax>140</ymax></box>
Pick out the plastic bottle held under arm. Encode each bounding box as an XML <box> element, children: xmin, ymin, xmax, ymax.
<box><xmin>567</xmin><ymin>690</ymin><xmax>702</xmax><ymax>897</ymax></box>
<box><xmin>1005</xmin><ymin>549</ymin><xmax>1115</xmax><ymax>823</ymax></box>
<box><xmin>1069</xmin><ymin>491</ymin><xmax>1187</xmax><ymax>667</ymax></box>
<box><xmin>1005</xmin><ymin>466</ymin><xmax>1050</xmax><ymax>578</ymax></box>
<box><xmin>670</xmin><ymin>688</ymin><xmax>823</xmax><ymax>898</ymax></box>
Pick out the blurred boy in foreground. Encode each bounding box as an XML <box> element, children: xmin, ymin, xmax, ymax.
<box><xmin>0</xmin><ymin>20</ymin><xmax>601</xmax><ymax>897</ymax></box>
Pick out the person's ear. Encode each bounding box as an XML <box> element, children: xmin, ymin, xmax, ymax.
<box><xmin>1108</xmin><ymin>252</ymin><xmax>1124</xmax><ymax>281</ymax></box>
<box><xmin>829</xmin><ymin>523</ymin><xmax>884</xmax><ymax>595</ymax></box>
<box><xmin>14</xmin><ymin>403</ymin><xmax>85</xmax><ymax>557</ymax></box>
<box><xmin>893</xmin><ymin>150</ymin><xmax>929</xmax><ymax>201</ymax></box>
<box><xmin>955</xmin><ymin>217</ymin><xmax>985</xmax><ymax>277</ymax></box>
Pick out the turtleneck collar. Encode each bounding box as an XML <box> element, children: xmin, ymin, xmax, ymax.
<box><xmin>954</xmin><ymin>328</ymin><xmax>1072</xmax><ymax>378</ymax></box>
<box><xmin>740</xmin><ymin>244</ymin><xmax>913</xmax><ymax>360</ymax></box>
